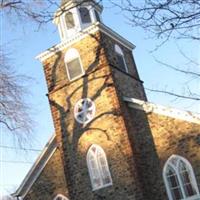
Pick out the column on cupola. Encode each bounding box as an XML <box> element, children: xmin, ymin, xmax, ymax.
<box><xmin>53</xmin><ymin>0</ymin><xmax>103</xmax><ymax>41</ymax></box>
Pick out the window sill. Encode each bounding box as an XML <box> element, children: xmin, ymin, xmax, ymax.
<box><xmin>183</xmin><ymin>194</ymin><xmax>200</xmax><ymax>200</ymax></box>
<box><xmin>92</xmin><ymin>183</ymin><xmax>112</xmax><ymax>191</ymax></box>
<box><xmin>68</xmin><ymin>72</ymin><xmax>85</xmax><ymax>82</ymax></box>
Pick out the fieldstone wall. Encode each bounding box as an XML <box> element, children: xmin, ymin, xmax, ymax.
<box><xmin>102</xmin><ymin>32</ymin><xmax>147</xmax><ymax>101</ymax></box>
<box><xmin>24</xmin><ymin>148</ymin><xmax>68</xmax><ymax>200</ymax></box>
<box><xmin>23</xmin><ymin>28</ymin><xmax>200</xmax><ymax>200</ymax></box>
<box><xmin>41</xmin><ymin>31</ymin><xmax>144</xmax><ymax>200</ymax></box>
<box><xmin>126</xmin><ymin>106</ymin><xmax>200</xmax><ymax>200</ymax></box>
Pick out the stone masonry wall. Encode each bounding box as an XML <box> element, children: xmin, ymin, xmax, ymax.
<box><xmin>101</xmin><ymin>32</ymin><xmax>147</xmax><ymax>101</ymax></box>
<box><xmin>24</xmin><ymin>148</ymin><xmax>68</xmax><ymax>200</ymax></box>
<box><xmin>41</xmin><ymin>31</ymin><xmax>145</xmax><ymax>200</ymax></box>
<box><xmin>148</xmin><ymin>112</ymin><xmax>200</xmax><ymax>192</ymax></box>
<box><xmin>127</xmin><ymin>106</ymin><xmax>200</xmax><ymax>200</ymax></box>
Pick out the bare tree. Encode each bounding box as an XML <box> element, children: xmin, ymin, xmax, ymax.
<box><xmin>110</xmin><ymin>0</ymin><xmax>200</xmax><ymax>104</ymax></box>
<box><xmin>1</xmin><ymin>0</ymin><xmax>199</xmax><ymax>104</ymax></box>
<box><xmin>0</xmin><ymin>47</ymin><xmax>33</xmax><ymax>142</ymax></box>
<box><xmin>110</xmin><ymin>0</ymin><xmax>200</xmax><ymax>41</ymax></box>
<box><xmin>1</xmin><ymin>0</ymin><xmax>102</xmax><ymax>26</ymax></box>
<box><xmin>145</xmin><ymin>49</ymin><xmax>200</xmax><ymax>102</ymax></box>
<box><xmin>0</xmin><ymin>0</ymin><xmax>101</xmax><ymax>141</ymax></box>
<box><xmin>0</xmin><ymin>0</ymin><xmax>58</xmax><ymax>25</ymax></box>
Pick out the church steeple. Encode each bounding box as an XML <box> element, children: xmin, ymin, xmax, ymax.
<box><xmin>53</xmin><ymin>0</ymin><xmax>103</xmax><ymax>41</ymax></box>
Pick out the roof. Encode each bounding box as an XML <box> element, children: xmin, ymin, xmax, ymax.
<box><xmin>12</xmin><ymin>134</ymin><xmax>57</xmax><ymax>198</ymax></box>
<box><xmin>124</xmin><ymin>97</ymin><xmax>200</xmax><ymax>124</ymax></box>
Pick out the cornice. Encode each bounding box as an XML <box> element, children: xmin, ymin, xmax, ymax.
<box><xmin>36</xmin><ymin>22</ymin><xmax>135</xmax><ymax>63</ymax></box>
<box><xmin>124</xmin><ymin>97</ymin><xmax>200</xmax><ymax>124</ymax></box>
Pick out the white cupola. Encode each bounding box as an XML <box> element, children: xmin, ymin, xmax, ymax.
<box><xmin>53</xmin><ymin>0</ymin><xmax>103</xmax><ymax>41</ymax></box>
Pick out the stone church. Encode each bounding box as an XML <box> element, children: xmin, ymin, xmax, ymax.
<box><xmin>13</xmin><ymin>0</ymin><xmax>200</xmax><ymax>199</ymax></box>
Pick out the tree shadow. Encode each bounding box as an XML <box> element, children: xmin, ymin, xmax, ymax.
<box><xmin>44</xmin><ymin>29</ymin><xmax>172</xmax><ymax>200</ymax></box>
<box><xmin>122</xmin><ymin>106</ymin><xmax>168</xmax><ymax>200</ymax></box>
<box><xmin>46</xmin><ymin>31</ymin><xmax>122</xmax><ymax>199</ymax></box>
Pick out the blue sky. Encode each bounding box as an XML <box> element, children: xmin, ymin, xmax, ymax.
<box><xmin>1</xmin><ymin>0</ymin><xmax>199</xmax><ymax>196</ymax></box>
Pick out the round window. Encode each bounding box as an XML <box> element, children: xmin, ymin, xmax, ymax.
<box><xmin>74</xmin><ymin>98</ymin><xmax>95</xmax><ymax>124</ymax></box>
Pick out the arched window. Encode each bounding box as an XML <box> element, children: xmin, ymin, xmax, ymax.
<box><xmin>54</xmin><ymin>194</ymin><xmax>68</xmax><ymax>200</ymax></box>
<box><xmin>65</xmin><ymin>12</ymin><xmax>75</xmax><ymax>29</ymax></box>
<box><xmin>65</xmin><ymin>48</ymin><xmax>84</xmax><ymax>81</ymax></box>
<box><xmin>163</xmin><ymin>155</ymin><xmax>200</xmax><ymax>200</ymax></box>
<box><xmin>114</xmin><ymin>44</ymin><xmax>128</xmax><ymax>72</ymax></box>
<box><xmin>79</xmin><ymin>7</ymin><xmax>91</xmax><ymax>24</ymax></box>
<box><xmin>87</xmin><ymin>144</ymin><xmax>112</xmax><ymax>190</ymax></box>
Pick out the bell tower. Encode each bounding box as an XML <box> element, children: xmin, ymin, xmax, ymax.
<box><xmin>36</xmin><ymin>0</ymin><xmax>147</xmax><ymax>199</ymax></box>
<box><xmin>53</xmin><ymin>0</ymin><xmax>103</xmax><ymax>41</ymax></box>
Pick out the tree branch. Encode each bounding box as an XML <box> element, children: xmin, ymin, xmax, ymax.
<box><xmin>146</xmin><ymin>88</ymin><xmax>200</xmax><ymax>101</ymax></box>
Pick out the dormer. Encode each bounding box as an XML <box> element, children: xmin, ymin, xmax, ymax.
<box><xmin>53</xmin><ymin>0</ymin><xmax>103</xmax><ymax>41</ymax></box>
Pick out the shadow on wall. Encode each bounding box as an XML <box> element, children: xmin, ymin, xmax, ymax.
<box><xmin>47</xmin><ymin>32</ymin><xmax>122</xmax><ymax>199</ymax></box>
<box><xmin>41</xmin><ymin>29</ymin><xmax>200</xmax><ymax>200</ymax></box>
<box><xmin>124</xmin><ymin>107</ymin><xmax>168</xmax><ymax>200</ymax></box>
<box><xmin>126</xmin><ymin>108</ymin><xmax>200</xmax><ymax>200</ymax></box>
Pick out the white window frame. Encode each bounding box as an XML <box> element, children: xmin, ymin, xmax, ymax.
<box><xmin>65</xmin><ymin>11</ymin><xmax>75</xmax><ymax>30</ymax></box>
<box><xmin>163</xmin><ymin>155</ymin><xmax>200</xmax><ymax>200</ymax></box>
<box><xmin>65</xmin><ymin>48</ymin><xmax>84</xmax><ymax>81</ymax></box>
<box><xmin>74</xmin><ymin>98</ymin><xmax>95</xmax><ymax>124</ymax></box>
<box><xmin>54</xmin><ymin>194</ymin><xmax>69</xmax><ymax>200</ymax></box>
<box><xmin>78</xmin><ymin>6</ymin><xmax>92</xmax><ymax>26</ymax></box>
<box><xmin>114</xmin><ymin>44</ymin><xmax>128</xmax><ymax>73</ymax></box>
<box><xmin>87</xmin><ymin>144</ymin><xmax>112</xmax><ymax>191</ymax></box>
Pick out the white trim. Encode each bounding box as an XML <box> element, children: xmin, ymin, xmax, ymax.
<box><xmin>64</xmin><ymin>11</ymin><xmax>75</xmax><ymax>30</ymax></box>
<box><xmin>13</xmin><ymin>134</ymin><xmax>57</xmax><ymax>198</ymax></box>
<box><xmin>123</xmin><ymin>97</ymin><xmax>200</xmax><ymax>124</ymax></box>
<box><xmin>54</xmin><ymin>194</ymin><xmax>69</xmax><ymax>200</ymax></box>
<box><xmin>53</xmin><ymin>0</ymin><xmax>103</xmax><ymax>25</ymax></box>
<box><xmin>36</xmin><ymin>22</ymin><xmax>135</xmax><ymax>62</ymax></box>
<box><xmin>65</xmin><ymin>48</ymin><xmax>79</xmax><ymax>62</ymax></box>
<box><xmin>64</xmin><ymin>48</ymin><xmax>85</xmax><ymax>81</ymax></box>
<box><xmin>114</xmin><ymin>44</ymin><xmax>128</xmax><ymax>73</ymax></box>
<box><xmin>74</xmin><ymin>98</ymin><xmax>96</xmax><ymax>124</ymax></box>
<box><xmin>163</xmin><ymin>155</ymin><xmax>200</xmax><ymax>200</ymax></box>
<box><xmin>87</xmin><ymin>144</ymin><xmax>112</xmax><ymax>191</ymax></box>
<box><xmin>78</xmin><ymin>6</ymin><xmax>92</xmax><ymax>27</ymax></box>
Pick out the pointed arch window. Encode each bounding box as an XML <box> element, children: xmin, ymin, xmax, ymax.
<box><xmin>54</xmin><ymin>194</ymin><xmax>68</xmax><ymax>200</ymax></box>
<box><xmin>79</xmin><ymin>7</ymin><xmax>91</xmax><ymax>24</ymax></box>
<box><xmin>114</xmin><ymin>44</ymin><xmax>128</xmax><ymax>73</ymax></box>
<box><xmin>163</xmin><ymin>155</ymin><xmax>200</xmax><ymax>200</ymax></box>
<box><xmin>65</xmin><ymin>48</ymin><xmax>84</xmax><ymax>81</ymax></box>
<box><xmin>87</xmin><ymin>144</ymin><xmax>112</xmax><ymax>190</ymax></box>
<box><xmin>65</xmin><ymin>12</ymin><xmax>75</xmax><ymax>29</ymax></box>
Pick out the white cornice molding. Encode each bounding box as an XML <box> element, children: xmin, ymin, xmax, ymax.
<box><xmin>36</xmin><ymin>22</ymin><xmax>135</xmax><ymax>63</ymax></box>
<box><xmin>53</xmin><ymin>0</ymin><xmax>103</xmax><ymax>22</ymax></box>
<box><xmin>124</xmin><ymin>97</ymin><xmax>200</xmax><ymax>124</ymax></box>
<box><xmin>12</xmin><ymin>134</ymin><xmax>57</xmax><ymax>198</ymax></box>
